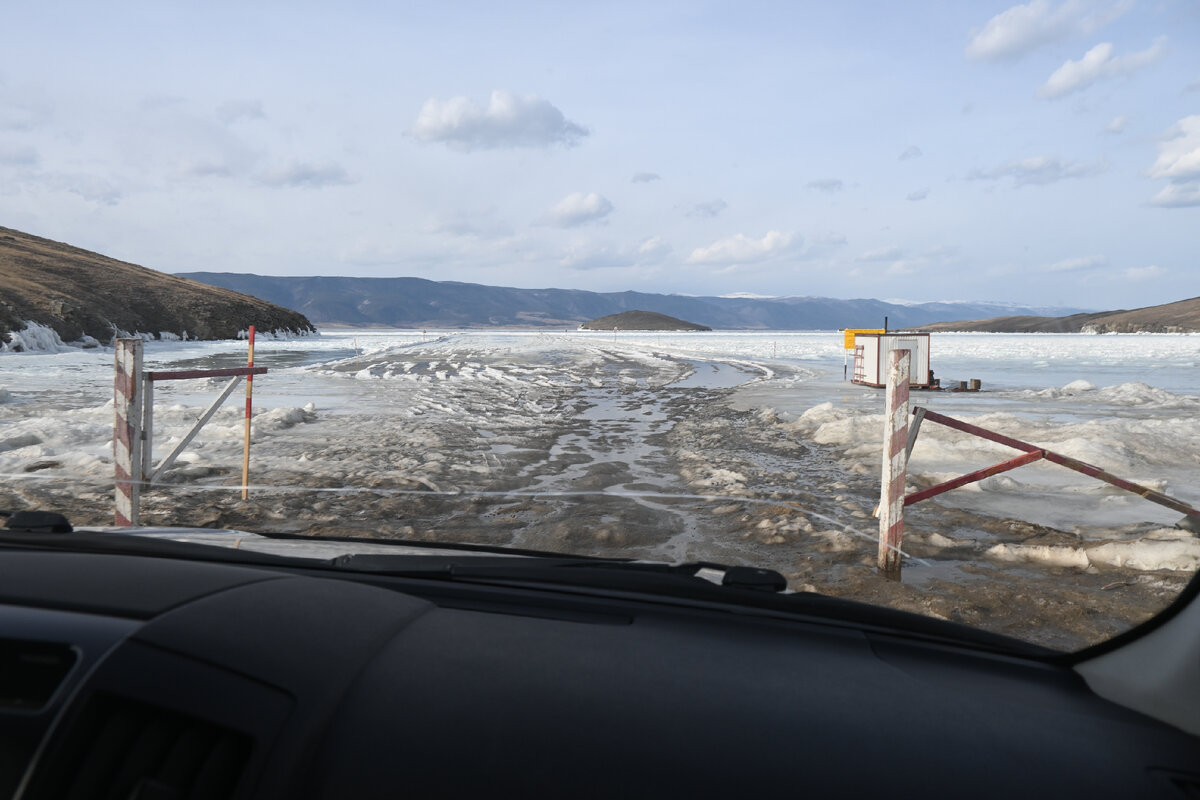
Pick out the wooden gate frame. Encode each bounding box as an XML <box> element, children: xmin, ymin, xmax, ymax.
<box><xmin>113</xmin><ymin>338</ymin><xmax>266</xmax><ymax>526</ymax></box>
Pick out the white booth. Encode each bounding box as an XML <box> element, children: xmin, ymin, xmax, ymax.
<box><xmin>851</xmin><ymin>332</ymin><xmax>932</xmax><ymax>388</ymax></box>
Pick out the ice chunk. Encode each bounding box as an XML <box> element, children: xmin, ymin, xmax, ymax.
<box><xmin>2</xmin><ymin>322</ymin><xmax>70</xmax><ymax>353</ymax></box>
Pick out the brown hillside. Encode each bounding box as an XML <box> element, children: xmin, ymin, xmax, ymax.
<box><xmin>915</xmin><ymin>297</ymin><xmax>1200</xmax><ymax>334</ymax></box>
<box><xmin>0</xmin><ymin>226</ymin><xmax>314</xmax><ymax>346</ymax></box>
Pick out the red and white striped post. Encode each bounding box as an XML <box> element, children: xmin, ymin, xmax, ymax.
<box><xmin>113</xmin><ymin>338</ymin><xmax>144</xmax><ymax>526</ymax></box>
<box><xmin>878</xmin><ymin>349</ymin><xmax>911</xmax><ymax>580</ymax></box>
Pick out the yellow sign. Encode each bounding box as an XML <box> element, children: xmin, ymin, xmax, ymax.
<box><xmin>843</xmin><ymin>328</ymin><xmax>885</xmax><ymax>349</ymax></box>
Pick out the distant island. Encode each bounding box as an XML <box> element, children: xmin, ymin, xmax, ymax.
<box><xmin>579</xmin><ymin>310</ymin><xmax>711</xmax><ymax>331</ymax></box>
<box><xmin>0</xmin><ymin>226</ymin><xmax>314</xmax><ymax>348</ymax></box>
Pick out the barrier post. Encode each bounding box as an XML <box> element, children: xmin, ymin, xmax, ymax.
<box><xmin>113</xmin><ymin>338</ymin><xmax>144</xmax><ymax>526</ymax></box>
<box><xmin>241</xmin><ymin>326</ymin><xmax>255</xmax><ymax>500</ymax></box>
<box><xmin>141</xmin><ymin>373</ymin><xmax>154</xmax><ymax>483</ymax></box>
<box><xmin>878</xmin><ymin>349</ymin><xmax>910</xmax><ymax>580</ymax></box>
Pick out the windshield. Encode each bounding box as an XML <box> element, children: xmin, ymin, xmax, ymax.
<box><xmin>2</xmin><ymin>3</ymin><xmax>1198</xmax><ymax>654</ymax></box>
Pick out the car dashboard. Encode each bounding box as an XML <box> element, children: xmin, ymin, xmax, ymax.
<box><xmin>1</xmin><ymin>534</ymin><xmax>1199</xmax><ymax>799</ymax></box>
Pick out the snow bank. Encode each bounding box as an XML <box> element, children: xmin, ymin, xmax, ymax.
<box><xmin>2</xmin><ymin>322</ymin><xmax>72</xmax><ymax>353</ymax></box>
<box><xmin>782</xmin><ymin>391</ymin><xmax>1200</xmax><ymax>475</ymax></box>
<box><xmin>988</xmin><ymin>530</ymin><xmax>1200</xmax><ymax>572</ymax></box>
<box><xmin>238</xmin><ymin>328</ymin><xmax>317</xmax><ymax>340</ymax></box>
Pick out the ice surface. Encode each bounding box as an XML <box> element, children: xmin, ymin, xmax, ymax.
<box><xmin>2</xmin><ymin>329</ymin><xmax>1198</xmax><ymax>649</ymax></box>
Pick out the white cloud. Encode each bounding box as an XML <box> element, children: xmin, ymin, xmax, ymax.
<box><xmin>216</xmin><ymin>100</ymin><xmax>266</xmax><ymax>124</ymax></box>
<box><xmin>812</xmin><ymin>231</ymin><xmax>848</xmax><ymax>248</ymax></box>
<box><xmin>424</xmin><ymin>209</ymin><xmax>513</xmax><ymax>239</ymax></box>
<box><xmin>1105</xmin><ymin>115</ymin><xmax>1128</xmax><ymax>134</ymax></box>
<box><xmin>0</xmin><ymin>96</ymin><xmax>51</xmax><ymax>132</ymax></box>
<box><xmin>967</xmin><ymin>155</ymin><xmax>1106</xmax><ymax>186</ymax></box>
<box><xmin>1147</xmin><ymin>116</ymin><xmax>1200</xmax><ymax>182</ymax></box>
<box><xmin>966</xmin><ymin>0</ymin><xmax>1130</xmax><ymax>61</ymax></box>
<box><xmin>899</xmin><ymin>145</ymin><xmax>923</xmax><ymax>161</ymax></box>
<box><xmin>1121</xmin><ymin>265</ymin><xmax>1165</xmax><ymax>281</ymax></box>
<box><xmin>854</xmin><ymin>244</ymin><xmax>960</xmax><ymax>278</ymax></box>
<box><xmin>806</xmin><ymin>178</ymin><xmax>843</xmax><ymax>193</ymax></box>
<box><xmin>886</xmin><ymin>260</ymin><xmax>922</xmax><ymax>277</ymax></box>
<box><xmin>631</xmin><ymin>172</ymin><xmax>661</xmax><ymax>183</ymax></box>
<box><xmin>1038</xmin><ymin>38</ymin><xmax>1166</xmax><ymax>100</ymax></box>
<box><xmin>181</xmin><ymin>158</ymin><xmax>240</xmax><ymax>178</ymax></box>
<box><xmin>685</xmin><ymin>199</ymin><xmax>728</xmax><ymax>218</ymax></box>
<box><xmin>411</xmin><ymin>90</ymin><xmax>588</xmax><ymax>151</ymax></box>
<box><xmin>1146</xmin><ymin>116</ymin><xmax>1200</xmax><ymax>208</ymax></box>
<box><xmin>906</xmin><ymin>187</ymin><xmax>929</xmax><ymax>201</ymax></box>
<box><xmin>0</xmin><ymin>144</ymin><xmax>38</xmax><ymax>166</ymax></box>
<box><xmin>637</xmin><ymin>236</ymin><xmax>672</xmax><ymax>260</ymax></box>
<box><xmin>560</xmin><ymin>246</ymin><xmax>630</xmax><ymax>270</ymax></box>
<box><xmin>541</xmin><ymin>192</ymin><xmax>613</xmax><ymax>228</ymax></box>
<box><xmin>1046</xmin><ymin>255</ymin><xmax>1106</xmax><ymax>272</ymax></box>
<box><xmin>51</xmin><ymin>173</ymin><xmax>122</xmax><ymax>205</ymax></box>
<box><xmin>858</xmin><ymin>246</ymin><xmax>903</xmax><ymax>262</ymax></box>
<box><xmin>1148</xmin><ymin>183</ymin><xmax>1200</xmax><ymax>208</ymax></box>
<box><xmin>686</xmin><ymin>230</ymin><xmax>797</xmax><ymax>266</ymax></box>
<box><xmin>259</xmin><ymin>160</ymin><xmax>354</xmax><ymax>188</ymax></box>
<box><xmin>560</xmin><ymin>236</ymin><xmax>671</xmax><ymax>270</ymax></box>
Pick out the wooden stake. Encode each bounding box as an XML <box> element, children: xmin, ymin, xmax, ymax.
<box><xmin>877</xmin><ymin>349</ymin><xmax>910</xmax><ymax>580</ymax></box>
<box><xmin>241</xmin><ymin>326</ymin><xmax>255</xmax><ymax>500</ymax></box>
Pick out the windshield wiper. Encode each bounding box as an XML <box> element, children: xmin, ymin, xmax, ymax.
<box><xmin>2</xmin><ymin>510</ymin><xmax>74</xmax><ymax>534</ymax></box>
<box><xmin>322</xmin><ymin>551</ymin><xmax>1050</xmax><ymax>657</ymax></box>
<box><xmin>331</xmin><ymin>553</ymin><xmax>788</xmax><ymax>592</ymax></box>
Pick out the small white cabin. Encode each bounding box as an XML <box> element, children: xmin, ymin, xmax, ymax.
<box><xmin>851</xmin><ymin>332</ymin><xmax>932</xmax><ymax>388</ymax></box>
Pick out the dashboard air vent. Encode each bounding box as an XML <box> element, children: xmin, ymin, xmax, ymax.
<box><xmin>24</xmin><ymin>692</ymin><xmax>251</xmax><ymax>800</ymax></box>
<box><xmin>0</xmin><ymin>639</ymin><xmax>76</xmax><ymax>710</ymax></box>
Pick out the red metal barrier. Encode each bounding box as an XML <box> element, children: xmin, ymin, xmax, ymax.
<box><xmin>147</xmin><ymin>366</ymin><xmax>267</xmax><ymax>382</ymax></box>
<box><xmin>905</xmin><ymin>407</ymin><xmax>1200</xmax><ymax>522</ymax></box>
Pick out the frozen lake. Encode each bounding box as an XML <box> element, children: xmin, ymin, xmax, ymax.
<box><xmin>2</xmin><ymin>328</ymin><xmax>1198</xmax><ymax>650</ymax></box>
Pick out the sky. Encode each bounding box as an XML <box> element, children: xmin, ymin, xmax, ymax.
<box><xmin>1</xmin><ymin>1</ymin><xmax>1197</xmax><ymax>310</ymax></box>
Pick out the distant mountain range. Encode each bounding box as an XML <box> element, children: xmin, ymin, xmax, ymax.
<box><xmin>177</xmin><ymin>272</ymin><xmax>1091</xmax><ymax>331</ymax></box>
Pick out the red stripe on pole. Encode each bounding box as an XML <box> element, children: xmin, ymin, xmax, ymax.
<box><xmin>114</xmin><ymin>371</ymin><xmax>134</xmax><ymax>398</ymax></box>
<box><xmin>114</xmin><ymin>414</ymin><xmax>132</xmax><ymax>450</ymax></box>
